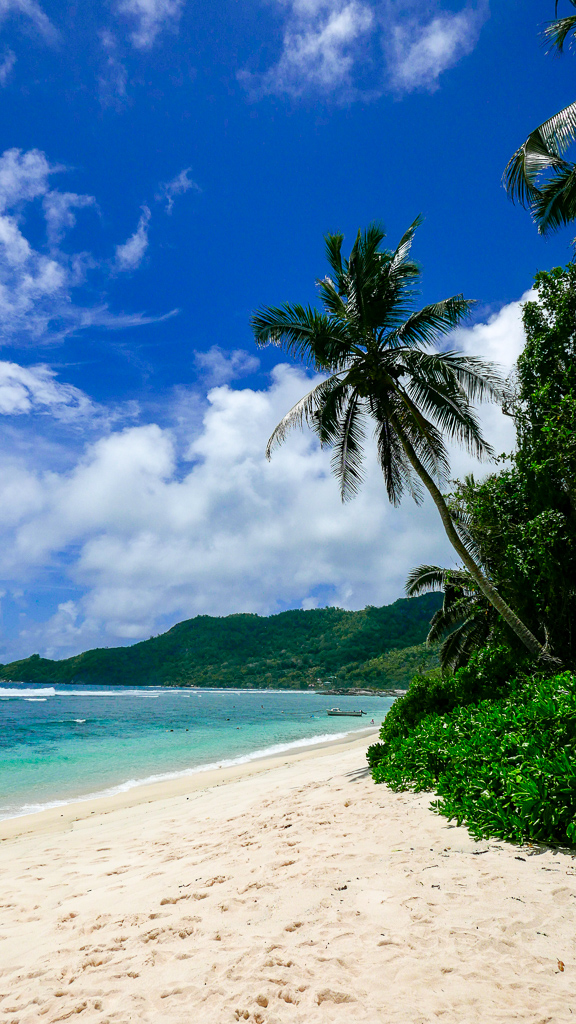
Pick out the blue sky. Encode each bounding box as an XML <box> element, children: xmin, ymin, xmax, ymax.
<box><xmin>0</xmin><ymin>0</ymin><xmax>573</xmax><ymax>660</ymax></box>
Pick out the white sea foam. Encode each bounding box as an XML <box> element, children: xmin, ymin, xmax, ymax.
<box><xmin>0</xmin><ymin>687</ymin><xmax>56</xmax><ymax>697</ymax></box>
<box><xmin>53</xmin><ymin>690</ymin><xmax>162</xmax><ymax>696</ymax></box>
<box><xmin>0</xmin><ymin>727</ymin><xmax>376</xmax><ymax>821</ymax></box>
<box><xmin>24</xmin><ymin>698</ymin><xmax>47</xmax><ymax>702</ymax></box>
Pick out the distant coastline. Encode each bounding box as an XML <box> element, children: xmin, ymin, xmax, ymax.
<box><xmin>0</xmin><ymin>593</ymin><xmax>440</xmax><ymax>690</ymax></box>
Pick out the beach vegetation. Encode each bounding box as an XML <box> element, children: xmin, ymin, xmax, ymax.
<box><xmin>369</xmin><ymin>262</ymin><xmax>576</xmax><ymax>846</ymax></box>
<box><xmin>370</xmin><ymin>668</ymin><xmax>576</xmax><ymax>847</ymax></box>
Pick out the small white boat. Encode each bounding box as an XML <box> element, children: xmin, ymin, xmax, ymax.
<box><xmin>326</xmin><ymin>708</ymin><xmax>366</xmax><ymax>717</ymax></box>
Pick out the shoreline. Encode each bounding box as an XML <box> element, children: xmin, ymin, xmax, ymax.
<box><xmin>0</xmin><ymin>727</ymin><xmax>379</xmax><ymax>839</ymax></box>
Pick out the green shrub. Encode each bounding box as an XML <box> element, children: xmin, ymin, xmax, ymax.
<box><xmin>370</xmin><ymin>671</ymin><xmax>576</xmax><ymax>847</ymax></box>
<box><xmin>366</xmin><ymin>645</ymin><xmax>523</xmax><ymax>769</ymax></box>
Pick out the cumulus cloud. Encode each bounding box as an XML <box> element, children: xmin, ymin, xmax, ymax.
<box><xmin>157</xmin><ymin>167</ymin><xmax>199</xmax><ymax>213</ymax></box>
<box><xmin>0</xmin><ymin>0</ymin><xmax>58</xmax><ymax>43</ymax></box>
<box><xmin>0</xmin><ymin>292</ymin><xmax>530</xmax><ymax>659</ymax></box>
<box><xmin>385</xmin><ymin>5</ymin><xmax>487</xmax><ymax>94</ymax></box>
<box><xmin>114</xmin><ymin>206</ymin><xmax>151</xmax><ymax>272</ymax></box>
<box><xmin>194</xmin><ymin>346</ymin><xmax>260</xmax><ymax>386</ymax></box>
<box><xmin>0</xmin><ymin>48</ymin><xmax>15</xmax><ymax>85</ymax></box>
<box><xmin>116</xmin><ymin>0</ymin><xmax>184</xmax><ymax>49</ymax></box>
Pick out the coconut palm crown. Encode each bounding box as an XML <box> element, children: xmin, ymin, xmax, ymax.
<box><xmin>252</xmin><ymin>218</ymin><xmax>499</xmax><ymax>504</ymax></box>
<box><xmin>251</xmin><ymin>219</ymin><xmax>559</xmax><ymax>665</ymax></box>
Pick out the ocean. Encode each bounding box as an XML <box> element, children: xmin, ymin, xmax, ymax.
<box><xmin>0</xmin><ymin>684</ymin><xmax>392</xmax><ymax>820</ymax></box>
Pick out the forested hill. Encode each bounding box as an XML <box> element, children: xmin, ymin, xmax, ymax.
<box><xmin>0</xmin><ymin>594</ymin><xmax>441</xmax><ymax>689</ymax></box>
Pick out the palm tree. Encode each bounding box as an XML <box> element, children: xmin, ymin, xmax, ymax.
<box><xmin>251</xmin><ymin>219</ymin><xmax>558</xmax><ymax>665</ymax></box>
<box><xmin>503</xmin><ymin>4</ymin><xmax>576</xmax><ymax>232</ymax></box>
<box><xmin>406</xmin><ymin>564</ymin><xmax>495</xmax><ymax>672</ymax></box>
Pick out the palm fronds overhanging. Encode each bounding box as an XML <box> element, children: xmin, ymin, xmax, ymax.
<box><xmin>503</xmin><ymin>3</ymin><xmax>576</xmax><ymax>233</ymax></box>
<box><xmin>406</xmin><ymin>564</ymin><xmax>495</xmax><ymax>672</ymax></box>
<box><xmin>251</xmin><ymin>220</ymin><xmax>559</xmax><ymax>665</ymax></box>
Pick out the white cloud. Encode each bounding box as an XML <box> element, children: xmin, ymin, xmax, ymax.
<box><xmin>242</xmin><ymin>0</ymin><xmax>374</xmax><ymax>98</ymax></box>
<box><xmin>0</xmin><ymin>361</ymin><xmax>95</xmax><ymax>419</ymax></box>
<box><xmin>0</xmin><ymin>48</ymin><xmax>15</xmax><ymax>85</ymax></box>
<box><xmin>157</xmin><ymin>167</ymin><xmax>199</xmax><ymax>213</ymax></box>
<box><xmin>116</xmin><ymin>0</ymin><xmax>184</xmax><ymax>49</ymax></box>
<box><xmin>42</xmin><ymin>191</ymin><xmax>96</xmax><ymax>248</ymax></box>
<box><xmin>0</xmin><ymin>149</ymin><xmax>167</xmax><ymax>344</ymax></box>
<box><xmin>0</xmin><ymin>147</ymin><xmax>57</xmax><ymax>211</ymax></box>
<box><xmin>194</xmin><ymin>346</ymin><xmax>260</xmax><ymax>386</ymax></box>
<box><xmin>0</xmin><ymin>0</ymin><xmax>58</xmax><ymax>43</ymax></box>
<box><xmin>0</xmin><ymin>293</ymin><xmax>529</xmax><ymax>659</ymax></box>
<box><xmin>114</xmin><ymin>205</ymin><xmax>151</xmax><ymax>272</ymax></box>
<box><xmin>243</xmin><ymin>0</ymin><xmax>487</xmax><ymax>100</ymax></box>
<box><xmin>453</xmin><ymin>291</ymin><xmax>534</xmax><ymax>369</ymax></box>
<box><xmin>385</xmin><ymin>5</ymin><xmax>487</xmax><ymax>94</ymax></box>
<box><xmin>98</xmin><ymin>30</ymin><xmax>129</xmax><ymax>108</ymax></box>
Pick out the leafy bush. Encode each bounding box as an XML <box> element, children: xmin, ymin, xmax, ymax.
<box><xmin>370</xmin><ymin>671</ymin><xmax>576</xmax><ymax>847</ymax></box>
<box><xmin>366</xmin><ymin>645</ymin><xmax>522</xmax><ymax>769</ymax></box>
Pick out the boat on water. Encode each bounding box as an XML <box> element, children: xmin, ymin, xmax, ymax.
<box><xmin>326</xmin><ymin>708</ymin><xmax>366</xmax><ymax>717</ymax></box>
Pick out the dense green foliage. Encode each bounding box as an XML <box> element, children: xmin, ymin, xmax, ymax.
<box><xmin>0</xmin><ymin>594</ymin><xmax>440</xmax><ymax>689</ymax></box>
<box><xmin>366</xmin><ymin>645</ymin><xmax>521</xmax><ymax>768</ymax></box>
<box><xmin>441</xmin><ymin>266</ymin><xmax>576</xmax><ymax>665</ymax></box>
<box><xmin>370</xmin><ymin>668</ymin><xmax>576</xmax><ymax>847</ymax></box>
<box><xmin>369</xmin><ymin>263</ymin><xmax>576</xmax><ymax>847</ymax></box>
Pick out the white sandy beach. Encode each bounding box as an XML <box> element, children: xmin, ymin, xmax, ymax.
<box><xmin>0</xmin><ymin>731</ymin><xmax>574</xmax><ymax>1023</ymax></box>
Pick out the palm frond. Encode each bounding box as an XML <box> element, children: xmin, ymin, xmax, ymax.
<box><xmin>410</xmin><ymin>350</ymin><xmax>506</xmax><ymax>403</ymax></box>
<box><xmin>503</xmin><ymin>101</ymin><xmax>576</xmax><ymax>207</ymax></box>
<box><xmin>265</xmin><ymin>375</ymin><xmax>343</xmax><ymax>458</ymax></box>
<box><xmin>438</xmin><ymin>620</ymin><xmax>478</xmax><ymax>671</ymax></box>
<box><xmin>312</xmin><ymin>378</ymin><xmax>353</xmax><ymax>447</ymax></box>
<box><xmin>330</xmin><ymin>392</ymin><xmax>367</xmax><ymax>501</ymax></box>
<box><xmin>385</xmin><ymin>296</ymin><xmax>474</xmax><ymax>349</ymax></box>
<box><xmin>406</xmin><ymin>564</ymin><xmax>447</xmax><ymax>596</ymax></box>
<box><xmin>388</xmin><ymin>215</ymin><xmax>423</xmax><ymax>277</ymax></box>
<box><xmin>428</xmin><ymin>594</ymin><xmax>479</xmax><ymax>642</ymax></box>
<box><xmin>544</xmin><ymin>12</ymin><xmax>576</xmax><ymax>53</ymax></box>
<box><xmin>374</xmin><ymin>414</ymin><xmax>412</xmax><ymax>505</ymax></box>
<box><xmin>316</xmin><ymin>277</ymin><xmax>348</xmax><ymax>318</ymax></box>
<box><xmin>251</xmin><ymin>303</ymin><xmax>352</xmax><ymax>370</ymax></box>
<box><xmin>532</xmin><ymin>162</ymin><xmax>576</xmax><ymax>232</ymax></box>
<box><xmin>324</xmin><ymin>232</ymin><xmax>345</xmax><ymax>284</ymax></box>
<box><xmin>405</xmin><ymin>564</ymin><xmax>472</xmax><ymax>596</ymax></box>
<box><xmin>396</xmin><ymin>402</ymin><xmax>451</xmax><ymax>480</ymax></box>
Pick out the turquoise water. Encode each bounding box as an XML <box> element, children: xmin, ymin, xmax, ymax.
<box><xmin>0</xmin><ymin>685</ymin><xmax>392</xmax><ymax>819</ymax></box>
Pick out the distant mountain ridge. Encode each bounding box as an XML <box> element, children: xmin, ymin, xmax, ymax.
<box><xmin>0</xmin><ymin>594</ymin><xmax>442</xmax><ymax>689</ymax></box>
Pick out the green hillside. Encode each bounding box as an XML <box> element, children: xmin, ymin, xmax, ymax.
<box><xmin>0</xmin><ymin>594</ymin><xmax>441</xmax><ymax>689</ymax></box>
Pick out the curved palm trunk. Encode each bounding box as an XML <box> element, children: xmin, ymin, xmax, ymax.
<box><xmin>396</xmin><ymin>427</ymin><xmax>561</xmax><ymax>668</ymax></box>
